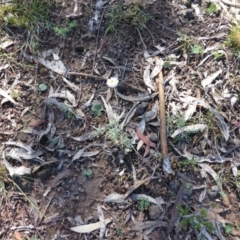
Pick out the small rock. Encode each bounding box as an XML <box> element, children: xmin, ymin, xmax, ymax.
<box><xmin>150</xmin><ymin>132</ymin><xmax>158</xmax><ymax>142</ymax></box>
<box><xmin>148</xmin><ymin>205</ymin><xmax>162</xmax><ymax>220</ymax></box>
<box><xmin>207</xmin><ymin>185</ymin><xmax>220</xmax><ymax>198</ymax></box>
<box><xmin>137</xmin><ymin>102</ymin><xmax>148</xmax><ymax>115</ymax></box>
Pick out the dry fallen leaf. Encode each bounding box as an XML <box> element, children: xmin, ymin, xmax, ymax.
<box><xmin>29</xmin><ymin>118</ymin><xmax>45</xmax><ymax>127</ymax></box>
<box><xmin>14</xmin><ymin>231</ymin><xmax>22</xmax><ymax>240</ymax></box>
<box><xmin>70</xmin><ymin>218</ymin><xmax>112</xmax><ymax>233</ymax></box>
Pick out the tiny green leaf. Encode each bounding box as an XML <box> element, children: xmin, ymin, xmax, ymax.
<box><xmin>163</xmin><ymin>61</ymin><xmax>171</xmax><ymax>69</ymax></box>
<box><xmin>83</xmin><ymin>169</ymin><xmax>92</xmax><ymax>177</ymax></box>
<box><xmin>39</xmin><ymin>83</ymin><xmax>48</xmax><ymax>92</ymax></box>
<box><xmin>91</xmin><ymin>104</ymin><xmax>104</xmax><ymax>117</ymax></box>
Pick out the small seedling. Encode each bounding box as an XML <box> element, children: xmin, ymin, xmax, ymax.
<box><xmin>177</xmin><ymin>33</ymin><xmax>195</xmax><ymax>51</ymax></box>
<box><xmin>177</xmin><ymin>206</ymin><xmax>214</xmax><ymax>232</ymax></box>
<box><xmin>191</xmin><ymin>44</ymin><xmax>204</xmax><ymax>55</ymax></box>
<box><xmin>83</xmin><ymin>169</ymin><xmax>93</xmax><ymax>178</ymax></box>
<box><xmin>91</xmin><ymin>104</ymin><xmax>104</xmax><ymax>117</ymax></box>
<box><xmin>116</xmin><ymin>227</ymin><xmax>123</xmax><ymax>235</ymax></box>
<box><xmin>54</xmin><ymin>20</ymin><xmax>77</xmax><ymax>37</ymax></box>
<box><xmin>223</xmin><ymin>224</ymin><xmax>233</xmax><ymax>234</ymax></box>
<box><xmin>61</xmin><ymin>105</ymin><xmax>72</xmax><ymax>119</ymax></box>
<box><xmin>212</xmin><ymin>51</ymin><xmax>224</xmax><ymax>60</ymax></box>
<box><xmin>178</xmin><ymin>157</ymin><xmax>197</xmax><ymax>168</ymax></box>
<box><xmin>206</xmin><ymin>3</ymin><xmax>219</xmax><ymax>15</ymax></box>
<box><xmin>125</xmin><ymin>4</ymin><xmax>150</xmax><ymax>30</ymax></box>
<box><xmin>163</xmin><ymin>61</ymin><xmax>171</xmax><ymax>69</ymax></box>
<box><xmin>139</xmin><ymin>197</ymin><xmax>150</xmax><ymax>211</ymax></box>
<box><xmin>30</xmin><ymin>237</ymin><xmax>38</xmax><ymax>240</ymax></box>
<box><xmin>39</xmin><ymin>83</ymin><xmax>48</xmax><ymax>92</ymax></box>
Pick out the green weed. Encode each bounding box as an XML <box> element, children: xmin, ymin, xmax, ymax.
<box><xmin>125</xmin><ymin>4</ymin><xmax>150</xmax><ymax>30</ymax></box>
<box><xmin>206</xmin><ymin>3</ymin><xmax>219</xmax><ymax>15</ymax></box>
<box><xmin>212</xmin><ymin>51</ymin><xmax>224</xmax><ymax>60</ymax></box>
<box><xmin>223</xmin><ymin>224</ymin><xmax>233</xmax><ymax>234</ymax></box>
<box><xmin>61</xmin><ymin>105</ymin><xmax>73</xmax><ymax>119</ymax></box>
<box><xmin>139</xmin><ymin>197</ymin><xmax>150</xmax><ymax>211</ymax></box>
<box><xmin>191</xmin><ymin>44</ymin><xmax>204</xmax><ymax>55</ymax></box>
<box><xmin>91</xmin><ymin>103</ymin><xmax>104</xmax><ymax>117</ymax></box>
<box><xmin>116</xmin><ymin>227</ymin><xmax>123</xmax><ymax>235</ymax></box>
<box><xmin>83</xmin><ymin>169</ymin><xmax>93</xmax><ymax>178</ymax></box>
<box><xmin>178</xmin><ymin>206</ymin><xmax>214</xmax><ymax>232</ymax></box>
<box><xmin>54</xmin><ymin>20</ymin><xmax>77</xmax><ymax>37</ymax></box>
<box><xmin>177</xmin><ymin>33</ymin><xmax>195</xmax><ymax>51</ymax></box>
<box><xmin>168</xmin><ymin>115</ymin><xmax>191</xmax><ymax>143</ymax></box>
<box><xmin>178</xmin><ymin>157</ymin><xmax>197</xmax><ymax>168</ymax></box>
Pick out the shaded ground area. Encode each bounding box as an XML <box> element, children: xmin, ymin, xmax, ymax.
<box><xmin>0</xmin><ymin>0</ymin><xmax>240</xmax><ymax>239</ymax></box>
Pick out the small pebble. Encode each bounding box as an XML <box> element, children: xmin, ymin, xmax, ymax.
<box><xmin>207</xmin><ymin>185</ymin><xmax>220</xmax><ymax>198</ymax></box>
<box><xmin>148</xmin><ymin>205</ymin><xmax>162</xmax><ymax>220</ymax></box>
<box><xmin>150</xmin><ymin>132</ymin><xmax>158</xmax><ymax>142</ymax></box>
<box><xmin>137</xmin><ymin>102</ymin><xmax>148</xmax><ymax>115</ymax></box>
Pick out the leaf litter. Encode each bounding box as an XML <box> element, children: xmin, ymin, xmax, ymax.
<box><xmin>1</xmin><ymin>0</ymin><xmax>240</xmax><ymax>239</ymax></box>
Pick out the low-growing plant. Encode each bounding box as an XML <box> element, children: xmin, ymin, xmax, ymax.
<box><xmin>125</xmin><ymin>4</ymin><xmax>150</xmax><ymax>30</ymax></box>
<box><xmin>168</xmin><ymin>115</ymin><xmax>191</xmax><ymax>143</ymax></box>
<box><xmin>177</xmin><ymin>206</ymin><xmax>214</xmax><ymax>232</ymax></box>
<box><xmin>212</xmin><ymin>51</ymin><xmax>224</xmax><ymax>60</ymax></box>
<box><xmin>223</xmin><ymin>224</ymin><xmax>233</xmax><ymax>234</ymax></box>
<box><xmin>83</xmin><ymin>169</ymin><xmax>93</xmax><ymax>178</ymax></box>
<box><xmin>91</xmin><ymin>103</ymin><xmax>104</xmax><ymax>117</ymax></box>
<box><xmin>105</xmin><ymin>3</ymin><xmax>150</xmax><ymax>34</ymax></box>
<box><xmin>191</xmin><ymin>44</ymin><xmax>204</xmax><ymax>55</ymax></box>
<box><xmin>227</xmin><ymin>24</ymin><xmax>240</xmax><ymax>49</ymax></box>
<box><xmin>94</xmin><ymin>120</ymin><xmax>132</xmax><ymax>150</ymax></box>
<box><xmin>178</xmin><ymin>157</ymin><xmax>197</xmax><ymax>168</ymax></box>
<box><xmin>206</xmin><ymin>3</ymin><xmax>219</xmax><ymax>15</ymax></box>
<box><xmin>139</xmin><ymin>197</ymin><xmax>150</xmax><ymax>211</ymax></box>
<box><xmin>54</xmin><ymin>20</ymin><xmax>77</xmax><ymax>37</ymax></box>
<box><xmin>116</xmin><ymin>227</ymin><xmax>123</xmax><ymax>235</ymax></box>
<box><xmin>61</xmin><ymin>105</ymin><xmax>73</xmax><ymax>119</ymax></box>
<box><xmin>39</xmin><ymin>83</ymin><xmax>48</xmax><ymax>92</ymax></box>
<box><xmin>177</xmin><ymin>33</ymin><xmax>195</xmax><ymax>52</ymax></box>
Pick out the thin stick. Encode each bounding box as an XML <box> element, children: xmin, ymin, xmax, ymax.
<box><xmin>157</xmin><ymin>71</ymin><xmax>168</xmax><ymax>158</ymax></box>
<box><xmin>68</xmin><ymin>71</ymin><xmax>107</xmax><ymax>80</ymax></box>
